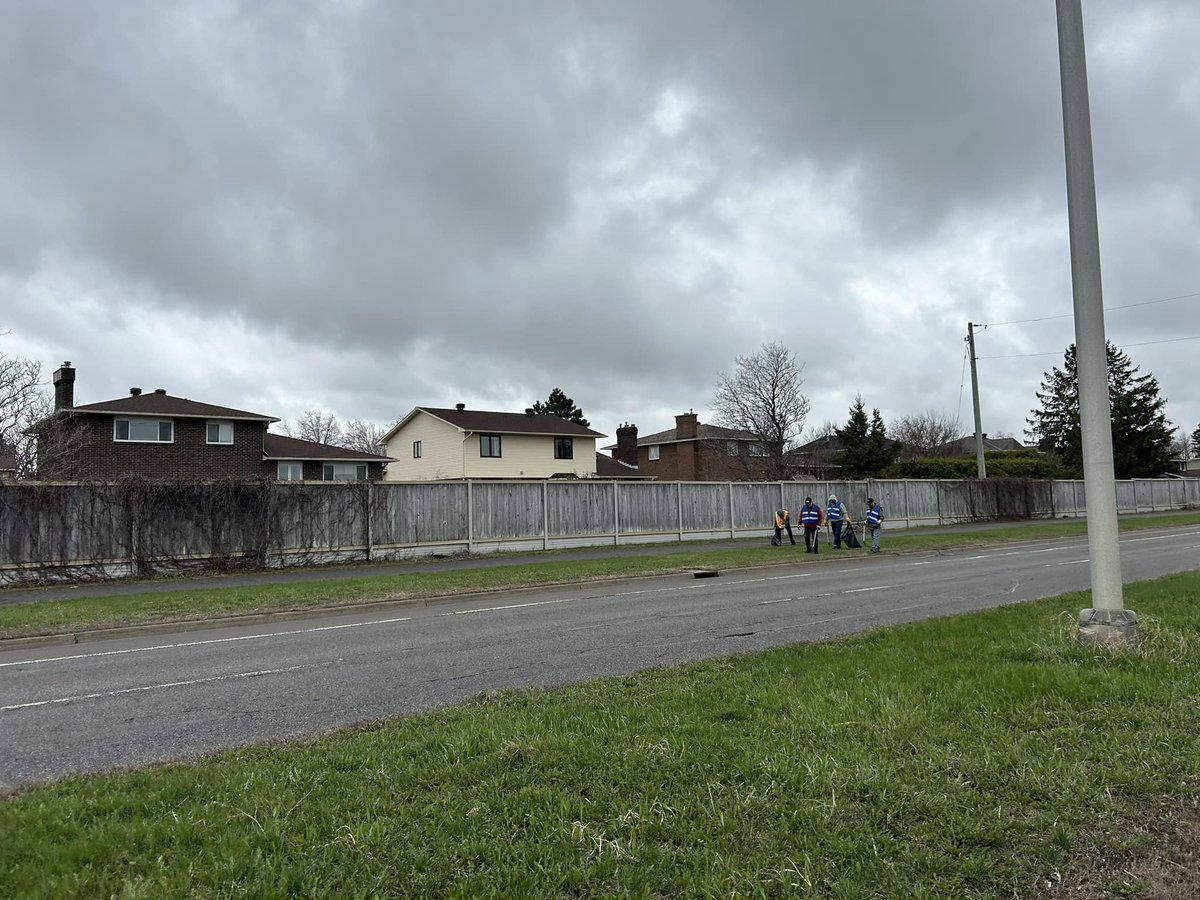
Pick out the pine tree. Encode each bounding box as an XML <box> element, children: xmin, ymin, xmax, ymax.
<box><xmin>1191</xmin><ymin>423</ymin><xmax>1200</xmax><ymax>459</ymax></box>
<box><xmin>531</xmin><ymin>388</ymin><xmax>589</xmax><ymax>427</ymax></box>
<box><xmin>1026</xmin><ymin>342</ymin><xmax>1175</xmax><ymax>479</ymax></box>
<box><xmin>865</xmin><ymin>408</ymin><xmax>901</xmax><ymax>474</ymax></box>
<box><xmin>834</xmin><ymin>396</ymin><xmax>871</xmax><ymax>478</ymax></box>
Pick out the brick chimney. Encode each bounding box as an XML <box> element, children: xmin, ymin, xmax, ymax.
<box><xmin>615</xmin><ymin>423</ymin><xmax>638</xmax><ymax>466</ymax></box>
<box><xmin>675</xmin><ymin>411</ymin><xmax>698</xmax><ymax>440</ymax></box>
<box><xmin>53</xmin><ymin>361</ymin><xmax>75</xmax><ymax>411</ymax></box>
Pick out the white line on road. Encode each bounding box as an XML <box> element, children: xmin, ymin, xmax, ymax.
<box><xmin>2</xmin><ymin>663</ymin><xmax>321</xmax><ymax>712</ymax></box>
<box><xmin>0</xmin><ymin>616</ymin><xmax>414</xmax><ymax>669</ymax></box>
<box><xmin>760</xmin><ymin>585</ymin><xmax>891</xmax><ymax>605</ymax></box>
<box><xmin>1043</xmin><ymin>559</ymin><xmax>1089</xmax><ymax>567</ymax></box>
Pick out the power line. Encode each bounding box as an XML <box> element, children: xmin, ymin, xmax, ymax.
<box><xmin>978</xmin><ymin>333</ymin><xmax>1200</xmax><ymax>360</ymax></box>
<box><xmin>983</xmin><ymin>290</ymin><xmax>1200</xmax><ymax>328</ymax></box>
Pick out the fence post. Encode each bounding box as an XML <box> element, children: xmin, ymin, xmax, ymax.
<box><xmin>467</xmin><ymin>480</ymin><xmax>474</xmax><ymax>554</ymax></box>
<box><xmin>612</xmin><ymin>480</ymin><xmax>620</xmax><ymax>546</ymax></box>
<box><xmin>542</xmin><ymin>481</ymin><xmax>549</xmax><ymax>550</ymax></box>
<box><xmin>728</xmin><ymin>481</ymin><xmax>735</xmax><ymax>539</ymax></box>
<box><xmin>365</xmin><ymin>481</ymin><xmax>374</xmax><ymax>562</ymax></box>
<box><xmin>677</xmin><ymin>482</ymin><xmax>684</xmax><ymax>542</ymax></box>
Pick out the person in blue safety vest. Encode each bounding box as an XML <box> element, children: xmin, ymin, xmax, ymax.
<box><xmin>826</xmin><ymin>494</ymin><xmax>847</xmax><ymax>548</ymax></box>
<box><xmin>799</xmin><ymin>496</ymin><xmax>823</xmax><ymax>554</ymax></box>
<box><xmin>865</xmin><ymin>497</ymin><xmax>884</xmax><ymax>553</ymax></box>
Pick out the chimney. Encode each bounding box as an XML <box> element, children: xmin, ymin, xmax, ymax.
<box><xmin>675</xmin><ymin>410</ymin><xmax>698</xmax><ymax>440</ymax></box>
<box><xmin>616</xmin><ymin>423</ymin><xmax>639</xmax><ymax>466</ymax></box>
<box><xmin>53</xmin><ymin>362</ymin><xmax>75</xmax><ymax>411</ymax></box>
<box><xmin>525</xmin><ymin>408</ymin><xmax>535</xmax><ymax>416</ymax></box>
<box><xmin>455</xmin><ymin>403</ymin><xmax>465</xmax><ymax>412</ymax></box>
<box><xmin>130</xmin><ymin>388</ymin><xmax>142</xmax><ymax>396</ymax></box>
<box><xmin>154</xmin><ymin>388</ymin><xmax>167</xmax><ymax>395</ymax></box>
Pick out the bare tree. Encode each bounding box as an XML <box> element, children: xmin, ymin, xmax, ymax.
<box><xmin>1</xmin><ymin>352</ymin><xmax>51</xmax><ymax>477</ymax></box>
<box><xmin>711</xmin><ymin>341</ymin><xmax>810</xmax><ymax>479</ymax></box>
<box><xmin>890</xmin><ymin>408</ymin><xmax>962</xmax><ymax>460</ymax></box>
<box><xmin>342</xmin><ymin>419</ymin><xmax>390</xmax><ymax>455</ymax></box>
<box><xmin>285</xmin><ymin>408</ymin><xmax>344</xmax><ymax>446</ymax></box>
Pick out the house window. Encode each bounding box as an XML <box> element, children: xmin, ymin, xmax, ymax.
<box><xmin>412</xmin><ymin>440</ymin><xmax>422</xmax><ymax>459</ymax></box>
<box><xmin>750</xmin><ymin>443</ymin><xmax>768</xmax><ymax>457</ymax></box>
<box><xmin>114</xmin><ymin>418</ymin><xmax>173</xmax><ymax>443</ymax></box>
<box><xmin>207</xmin><ymin>420</ymin><xmax>234</xmax><ymax>445</ymax></box>
<box><xmin>277</xmin><ymin>462</ymin><xmax>303</xmax><ymax>481</ymax></box>
<box><xmin>648</xmin><ymin>445</ymin><xmax>660</xmax><ymax>461</ymax></box>
<box><xmin>554</xmin><ymin>437</ymin><xmax>573</xmax><ymax>460</ymax></box>
<box><xmin>726</xmin><ymin>441</ymin><xmax>739</xmax><ymax>456</ymax></box>
<box><xmin>323</xmin><ymin>463</ymin><xmax>368</xmax><ymax>481</ymax></box>
<box><xmin>480</xmin><ymin>434</ymin><xmax>502</xmax><ymax>458</ymax></box>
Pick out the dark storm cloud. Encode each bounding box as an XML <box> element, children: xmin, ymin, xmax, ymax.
<box><xmin>1</xmin><ymin>1</ymin><xmax>1198</xmax><ymax>443</ymax></box>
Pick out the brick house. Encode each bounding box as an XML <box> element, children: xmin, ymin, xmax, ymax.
<box><xmin>29</xmin><ymin>363</ymin><xmax>390</xmax><ymax>481</ymax></box>
<box><xmin>606</xmin><ymin>412</ymin><xmax>775</xmax><ymax>481</ymax></box>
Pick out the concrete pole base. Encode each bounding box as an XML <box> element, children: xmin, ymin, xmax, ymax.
<box><xmin>1077</xmin><ymin>607</ymin><xmax>1139</xmax><ymax>649</ymax></box>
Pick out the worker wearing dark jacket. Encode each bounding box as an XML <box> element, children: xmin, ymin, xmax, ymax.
<box><xmin>772</xmin><ymin>508</ymin><xmax>795</xmax><ymax>546</ymax></box>
<box><xmin>800</xmin><ymin>497</ymin><xmax>823</xmax><ymax>554</ymax></box>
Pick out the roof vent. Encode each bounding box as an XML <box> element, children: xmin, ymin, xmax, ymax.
<box><xmin>455</xmin><ymin>403</ymin><xmax>465</xmax><ymax>411</ymax></box>
<box><xmin>525</xmin><ymin>407</ymin><xmax>535</xmax><ymax>416</ymax></box>
<box><xmin>130</xmin><ymin>387</ymin><xmax>142</xmax><ymax>396</ymax></box>
<box><xmin>154</xmin><ymin>388</ymin><xmax>167</xmax><ymax>395</ymax></box>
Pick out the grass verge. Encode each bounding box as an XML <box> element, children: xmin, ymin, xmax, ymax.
<box><xmin>2</xmin><ymin>573</ymin><xmax>1198</xmax><ymax>897</ymax></box>
<box><xmin>2</xmin><ymin>511</ymin><xmax>1198</xmax><ymax>640</ymax></box>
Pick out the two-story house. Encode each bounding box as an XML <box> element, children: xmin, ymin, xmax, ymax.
<box><xmin>382</xmin><ymin>405</ymin><xmax>605</xmax><ymax>480</ymax></box>
<box><xmin>606</xmin><ymin>412</ymin><xmax>774</xmax><ymax>481</ymax></box>
<box><xmin>29</xmin><ymin>363</ymin><xmax>391</xmax><ymax>481</ymax></box>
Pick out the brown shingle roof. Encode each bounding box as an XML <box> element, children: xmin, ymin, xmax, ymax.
<box><xmin>263</xmin><ymin>433</ymin><xmax>392</xmax><ymax>462</ymax></box>
<box><xmin>595</xmin><ymin>453</ymin><xmax>649</xmax><ymax>479</ymax></box>
<box><xmin>72</xmin><ymin>391</ymin><xmax>278</xmax><ymax>422</ymax></box>
<box><xmin>636</xmin><ymin>423</ymin><xmax>756</xmax><ymax>445</ymax></box>
<box><xmin>414</xmin><ymin>407</ymin><xmax>605</xmax><ymax>438</ymax></box>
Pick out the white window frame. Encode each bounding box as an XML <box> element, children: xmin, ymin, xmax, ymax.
<box><xmin>277</xmin><ymin>461</ymin><xmax>303</xmax><ymax>481</ymax></box>
<box><xmin>113</xmin><ymin>418</ymin><xmax>174</xmax><ymax>443</ymax></box>
<box><xmin>206</xmin><ymin>419</ymin><xmax>234</xmax><ymax>445</ymax></box>
<box><xmin>322</xmin><ymin>463</ymin><xmax>368</xmax><ymax>481</ymax></box>
<box><xmin>648</xmin><ymin>445</ymin><xmax>660</xmax><ymax>461</ymax></box>
<box><xmin>412</xmin><ymin>440</ymin><xmax>422</xmax><ymax>459</ymax></box>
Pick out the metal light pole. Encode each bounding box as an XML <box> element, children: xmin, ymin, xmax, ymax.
<box><xmin>1056</xmin><ymin>0</ymin><xmax>1137</xmax><ymax>646</ymax></box>
<box><xmin>966</xmin><ymin>322</ymin><xmax>987</xmax><ymax>480</ymax></box>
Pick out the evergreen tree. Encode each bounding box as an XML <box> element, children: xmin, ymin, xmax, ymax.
<box><xmin>1026</xmin><ymin>342</ymin><xmax>1175</xmax><ymax>479</ymax></box>
<box><xmin>834</xmin><ymin>396</ymin><xmax>871</xmax><ymax>478</ymax></box>
<box><xmin>865</xmin><ymin>408</ymin><xmax>901</xmax><ymax>474</ymax></box>
<box><xmin>1191</xmin><ymin>423</ymin><xmax>1200</xmax><ymax>459</ymax></box>
<box><xmin>531</xmin><ymin>388</ymin><xmax>589</xmax><ymax>427</ymax></box>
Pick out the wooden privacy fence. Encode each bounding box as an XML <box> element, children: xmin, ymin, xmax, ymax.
<box><xmin>1</xmin><ymin>476</ymin><xmax>1197</xmax><ymax>584</ymax></box>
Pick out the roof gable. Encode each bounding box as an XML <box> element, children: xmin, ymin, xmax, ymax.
<box><xmin>388</xmin><ymin>407</ymin><xmax>605</xmax><ymax>440</ymax></box>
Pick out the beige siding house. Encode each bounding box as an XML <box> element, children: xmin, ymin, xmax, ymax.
<box><xmin>382</xmin><ymin>405</ymin><xmax>605</xmax><ymax>481</ymax></box>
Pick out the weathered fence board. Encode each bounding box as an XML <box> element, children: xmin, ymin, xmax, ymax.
<box><xmin>0</xmin><ymin>476</ymin><xmax>1195</xmax><ymax>583</ymax></box>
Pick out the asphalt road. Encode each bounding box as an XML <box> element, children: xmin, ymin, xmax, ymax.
<box><xmin>2</xmin><ymin>524</ymin><xmax>1198</xmax><ymax>790</ymax></box>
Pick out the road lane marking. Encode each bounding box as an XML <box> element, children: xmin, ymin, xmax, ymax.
<box><xmin>2</xmin><ymin>663</ymin><xmax>321</xmax><ymax>712</ymax></box>
<box><xmin>0</xmin><ymin>616</ymin><xmax>413</xmax><ymax>669</ymax></box>
<box><xmin>761</xmin><ymin>585</ymin><xmax>892</xmax><ymax>605</ymax></box>
<box><xmin>1043</xmin><ymin>559</ymin><xmax>1089</xmax><ymax>567</ymax></box>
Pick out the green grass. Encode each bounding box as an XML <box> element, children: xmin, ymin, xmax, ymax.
<box><xmin>2</xmin><ymin>512</ymin><xmax>1198</xmax><ymax>639</ymax></box>
<box><xmin>2</xmin><ymin>573</ymin><xmax>1198</xmax><ymax>898</ymax></box>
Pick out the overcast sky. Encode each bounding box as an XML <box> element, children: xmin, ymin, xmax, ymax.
<box><xmin>3</xmin><ymin>1</ymin><xmax>1198</xmax><ymax>454</ymax></box>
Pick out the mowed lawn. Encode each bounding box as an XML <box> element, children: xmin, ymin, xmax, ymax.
<box><xmin>2</xmin><ymin>571</ymin><xmax>1198</xmax><ymax>898</ymax></box>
